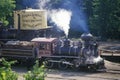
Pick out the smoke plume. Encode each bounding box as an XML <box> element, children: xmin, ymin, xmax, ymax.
<box><xmin>36</xmin><ymin>0</ymin><xmax>72</xmax><ymax>37</ymax></box>
<box><xmin>50</xmin><ymin>9</ymin><xmax>72</xmax><ymax>37</ymax></box>
<box><xmin>22</xmin><ymin>0</ymin><xmax>89</xmax><ymax>36</ymax></box>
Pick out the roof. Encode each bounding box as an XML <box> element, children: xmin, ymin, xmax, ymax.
<box><xmin>21</xmin><ymin>8</ymin><xmax>46</xmax><ymax>12</ymax></box>
<box><xmin>31</xmin><ymin>37</ymin><xmax>58</xmax><ymax>43</ymax></box>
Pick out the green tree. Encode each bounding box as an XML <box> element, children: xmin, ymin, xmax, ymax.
<box><xmin>98</xmin><ymin>0</ymin><xmax>120</xmax><ymax>39</ymax></box>
<box><xmin>0</xmin><ymin>58</ymin><xmax>18</xmax><ymax>80</ymax></box>
<box><xmin>24</xmin><ymin>60</ymin><xmax>46</xmax><ymax>80</ymax></box>
<box><xmin>84</xmin><ymin>0</ymin><xmax>120</xmax><ymax>40</ymax></box>
<box><xmin>83</xmin><ymin>0</ymin><xmax>101</xmax><ymax>36</ymax></box>
<box><xmin>0</xmin><ymin>0</ymin><xmax>16</xmax><ymax>26</ymax></box>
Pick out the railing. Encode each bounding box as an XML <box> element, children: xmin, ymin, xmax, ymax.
<box><xmin>99</xmin><ymin>49</ymin><xmax>120</xmax><ymax>56</ymax></box>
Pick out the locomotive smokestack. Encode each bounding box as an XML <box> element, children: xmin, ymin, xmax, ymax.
<box><xmin>65</xmin><ymin>35</ymin><xmax>68</xmax><ymax>39</ymax></box>
<box><xmin>81</xmin><ymin>33</ymin><xmax>93</xmax><ymax>41</ymax></box>
<box><xmin>63</xmin><ymin>38</ymin><xmax>71</xmax><ymax>47</ymax></box>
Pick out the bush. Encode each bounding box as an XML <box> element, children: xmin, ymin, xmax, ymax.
<box><xmin>24</xmin><ymin>60</ymin><xmax>46</xmax><ymax>80</ymax></box>
<box><xmin>0</xmin><ymin>58</ymin><xmax>18</xmax><ymax>80</ymax></box>
<box><xmin>0</xmin><ymin>58</ymin><xmax>46</xmax><ymax>80</ymax></box>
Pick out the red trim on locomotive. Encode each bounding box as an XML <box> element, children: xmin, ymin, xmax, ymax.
<box><xmin>31</xmin><ymin>37</ymin><xmax>58</xmax><ymax>58</ymax></box>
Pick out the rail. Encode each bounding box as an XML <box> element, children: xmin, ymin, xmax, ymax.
<box><xmin>99</xmin><ymin>49</ymin><xmax>120</xmax><ymax>56</ymax></box>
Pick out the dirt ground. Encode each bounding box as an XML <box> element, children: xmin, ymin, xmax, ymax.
<box><xmin>12</xmin><ymin>42</ymin><xmax>120</xmax><ymax>80</ymax></box>
<box><xmin>13</xmin><ymin>60</ymin><xmax>120</xmax><ymax>80</ymax></box>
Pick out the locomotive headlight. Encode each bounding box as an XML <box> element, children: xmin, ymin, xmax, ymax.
<box><xmin>85</xmin><ymin>56</ymin><xmax>103</xmax><ymax>65</ymax></box>
<box><xmin>85</xmin><ymin>57</ymin><xmax>95</xmax><ymax>64</ymax></box>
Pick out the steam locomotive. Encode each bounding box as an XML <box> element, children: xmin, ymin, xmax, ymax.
<box><xmin>0</xmin><ymin>33</ymin><xmax>105</xmax><ymax>71</ymax></box>
<box><xmin>43</xmin><ymin>33</ymin><xmax>105</xmax><ymax>70</ymax></box>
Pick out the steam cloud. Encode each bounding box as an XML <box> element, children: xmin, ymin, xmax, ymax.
<box><xmin>37</xmin><ymin>0</ymin><xmax>50</xmax><ymax>10</ymax></box>
<box><xmin>37</xmin><ymin>0</ymin><xmax>72</xmax><ymax>37</ymax></box>
<box><xmin>50</xmin><ymin>9</ymin><xmax>72</xmax><ymax>37</ymax></box>
<box><xmin>22</xmin><ymin>0</ymin><xmax>89</xmax><ymax>36</ymax></box>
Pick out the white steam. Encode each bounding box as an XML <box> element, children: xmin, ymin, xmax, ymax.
<box><xmin>50</xmin><ymin>9</ymin><xmax>72</xmax><ymax>37</ymax></box>
<box><xmin>37</xmin><ymin>0</ymin><xmax>72</xmax><ymax>37</ymax></box>
<box><xmin>38</xmin><ymin>0</ymin><xmax>50</xmax><ymax>10</ymax></box>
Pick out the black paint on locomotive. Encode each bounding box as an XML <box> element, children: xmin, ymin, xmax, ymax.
<box><xmin>54</xmin><ymin>38</ymin><xmax>82</xmax><ymax>56</ymax></box>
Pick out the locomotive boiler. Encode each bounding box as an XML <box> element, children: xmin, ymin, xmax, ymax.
<box><xmin>54</xmin><ymin>38</ymin><xmax>81</xmax><ymax>56</ymax></box>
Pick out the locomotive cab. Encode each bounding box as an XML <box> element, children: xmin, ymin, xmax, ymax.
<box><xmin>31</xmin><ymin>37</ymin><xmax>58</xmax><ymax>58</ymax></box>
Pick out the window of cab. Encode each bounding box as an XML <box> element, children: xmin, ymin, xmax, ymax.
<box><xmin>39</xmin><ymin>43</ymin><xmax>51</xmax><ymax>50</ymax></box>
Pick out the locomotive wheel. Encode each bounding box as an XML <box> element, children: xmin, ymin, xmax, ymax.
<box><xmin>44</xmin><ymin>58</ymin><xmax>53</xmax><ymax>68</ymax></box>
<box><xmin>58</xmin><ymin>59</ymin><xmax>68</xmax><ymax>70</ymax></box>
<box><xmin>87</xmin><ymin>65</ymin><xmax>97</xmax><ymax>72</ymax></box>
<box><xmin>71</xmin><ymin>59</ymin><xmax>80</xmax><ymax>70</ymax></box>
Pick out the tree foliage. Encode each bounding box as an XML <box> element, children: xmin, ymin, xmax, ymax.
<box><xmin>0</xmin><ymin>58</ymin><xmax>18</xmax><ymax>80</ymax></box>
<box><xmin>0</xmin><ymin>0</ymin><xmax>16</xmax><ymax>26</ymax></box>
<box><xmin>24</xmin><ymin>60</ymin><xmax>46</xmax><ymax>80</ymax></box>
<box><xmin>84</xmin><ymin>0</ymin><xmax>120</xmax><ymax>40</ymax></box>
